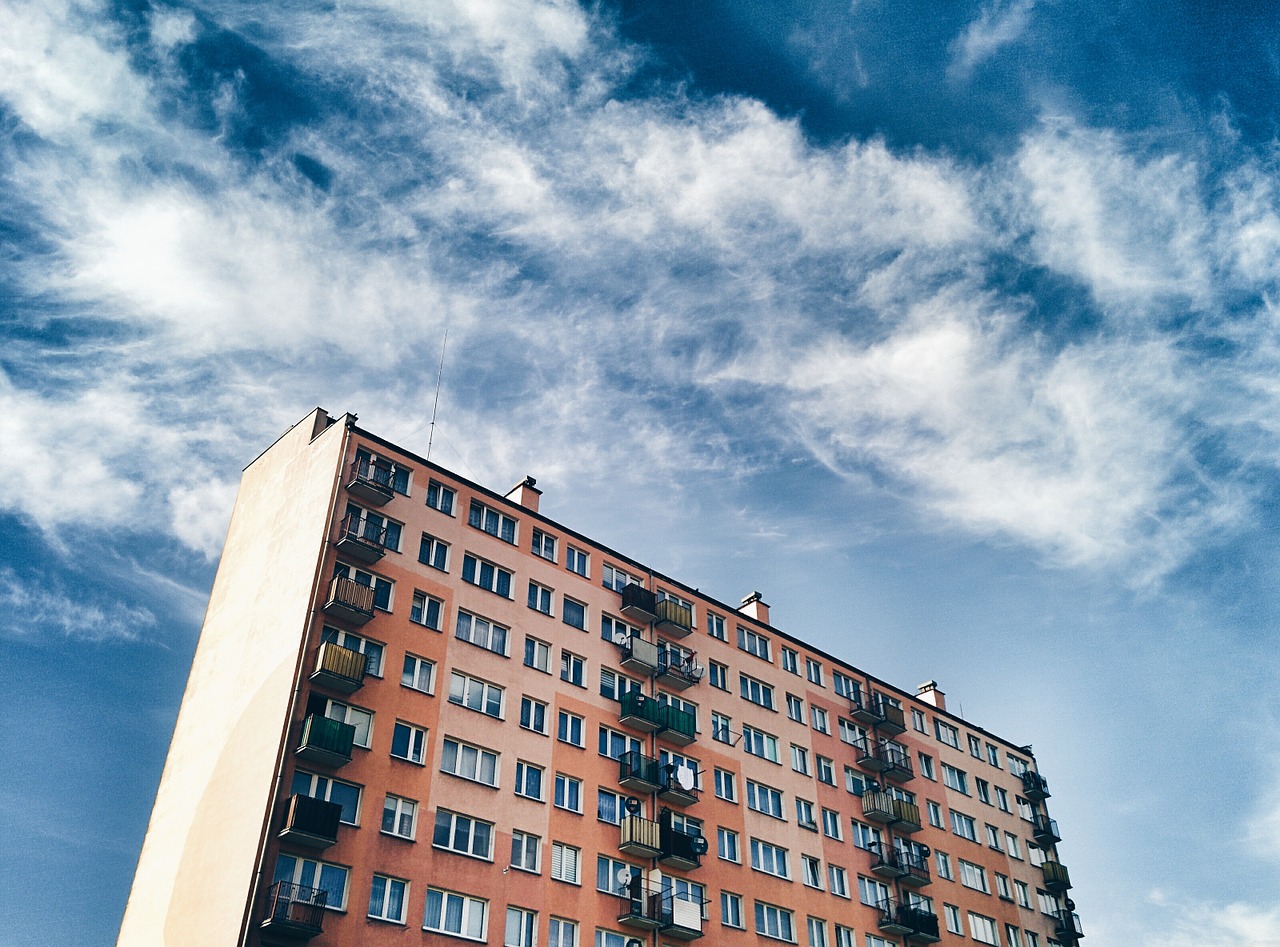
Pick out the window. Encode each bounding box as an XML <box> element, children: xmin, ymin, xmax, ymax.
<box><xmin>425</xmin><ymin>479</ymin><xmax>455</xmax><ymax>513</ymax></box>
<box><xmin>528</xmin><ymin>581</ymin><xmax>554</xmax><ymax>615</ymax></box>
<box><xmin>935</xmin><ymin>720</ymin><xmax>960</xmax><ymax>748</ymax></box>
<box><xmin>811</xmin><ymin>706</ymin><xmax>830</xmax><ymax>733</ymax></box>
<box><xmin>468</xmin><ymin>499</ymin><xmax>517</xmax><ymax>543</ymax></box>
<box><xmin>722</xmin><ymin>892</ymin><xmax>745</xmax><ymax>928</ymax></box>
<box><xmin>382</xmin><ymin>794</ymin><xmax>417</xmax><ymax>838</ymax></box>
<box><xmin>969</xmin><ymin>734</ymin><xmax>984</xmax><ymax>758</ymax></box>
<box><xmin>596</xmin><ymin>788</ymin><xmax>624</xmax><ymax>824</ymax></box>
<box><xmin>291</xmin><ymin>771</ymin><xmax>361</xmax><ymax>825</ymax></box>
<box><xmin>1008</xmin><ymin>754</ymin><xmax>1029</xmax><ymax>776</ymax></box>
<box><xmin>450</xmin><ymin>671</ymin><xmax>504</xmax><ymax>718</ymax></box>
<box><xmin>1006</xmin><ymin>925</ymin><xmax>1022</xmax><ymax>947</ymax></box>
<box><xmin>739</xmin><ymin>627</ymin><xmax>773</xmax><ymax>661</ymax></box>
<box><xmin>968</xmin><ymin>913</ymin><xmax>1000</xmax><ymax>946</ymax></box>
<box><xmin>333</xmin><ymin>562</ymin><xmax>393</xmax><ymax>611</ymax></box>
<box><xmin>524</xmin><ymin>636</ymin><xmax>550</xmax><ymax>672</ymax></box>
<box><xmin>942</xmin><ymin>765</ymin><xmax>969</xmax><ymax>794</ymax></box>
<box><xmin>912</xmin><ymin>708</ymin><xmax>928</xmax><ymax>732</ymax></box>
<box><xmin>802</xmin><ymin>854</ymin><xmax>823</xmax><ymax>888</ymax></box>
<box><xmin>839</xmin><ymin>719</ymin><xmax>867</xmax><ymax>746</ymax></box>
<box><xmin>514</xmin><ymin>761</ymin><xmax>543</xmax><ymax>801</ymax></box>
<box><xmin>951</xmin><ymin>810</ymin><xmax>977</xmax><ymax>841</ymax></box>
<box><xmin>781</xmin><ymin>647</ymin><xmax>799</xmax><ymax>673</ymax></box>
<box><xmin>402</xmin><ymin>654</ymin><xmax>435</xmax><ymax>693</ymax></box>
<box><xmin>996</xmin><ymin>873</ymin><xmax>1013</xmax><ymax>900</ymax></box>
<box><xmin>927</xmin><ymin>801</ymin><xmax>943</xmax><ymax>827</ymax></box>
<box><xmin>742</xmin><ymin>725</ymin><xmax>779</xmax><ymax>762</ymax></box>
<box><xmin>418</xmin><ymin>533</ymin><xmax>449</xmax><ymax>570</ymax></box>
<box><xmin>391</xmin><ymin>721</ymin><xmax>426</xmax><ymax>764</ymax></box>
<box><xmin>817</xmin><ymin>755</ymin><xmax>835</xmax><ymax>785</ymax></box>
<box><xmin>1028</xmin><ymin>842</ymin><xmax>1047</xmax><ymax>866</ymax></box>
<box><xmin>598</xmin><ymin>726</ymin><xmax>642</xmax><ymax>761</ymax></box>
<box><xmin>532</xmin><ymin>528</ymin><xmax>556</xmax><ymax>560</ymax></box>
<box><xmin>755</xmin><ymin>901</ymin><xmax>795</xmax><ymax>942</ymax></box>
<box><xmin>986</xmin><ymin>824</ymin><xmax>1002</xmax><ymax>849</ymax></box>
<box><xmin>551</xmin><ymin>842</ymin><xmax>581</xmax><ymax>883</ymax></box>
<box><xmin>751</xmin><ymin>839</ymin><xmax>790</xmax><ymax>878</ymax></box>
<box><xmin>1014</xmin><ymin>880</ymin><xmax>1031</xmax><ymax>908</ymax></box>
<box><xmin>506</xmin><ymin>907</ymin><xmax>537</xmax><ymax>947</ymax></box>
<box><xmin>563</xmin><ymin>597</ymin><xmax>586</xmax><ymax>630</ymax></box>
<box><xmin>1025</xmin><ymin>933</ymin><xmax>1039</xmax><ymax>947</ymax></box>
<box><xmin>424</xmin><ymin>888</ymin><xmax>487</xmax><ymax>940</ymax></box>
<box><xmin>859</xmin><ymin>876</ymin><xmax>890</xmax><ymax>908</ymax></box>
<box><xmin>832</xmin><ymin>671</ymin><xmax>858</xmax><ymax>700</ymax></box>
<box><xmin>352</xmin><ymin>448</ymin><xmax>411</xmax><ymax>493</ymax></box>
<box><xmin>462</xmin><ymin>553</ymin><xmax>513</xmax><ymax>597</ymax></box>
<box><xmin>741</xmin><ymin>674</ymin><xmax>775</xmax><ymax>709</ymax></box>
<box><xmin>519</xmin><ymin>696</ymin><xmax>548</xmax><ymax>734</ymax></box>
<box><xmin>977</xmin><ymin>778</ymin><xmax>992</xmax><ymax>804</ymax></box>
<box><xmin>996</xmin><ymin>787</ymin><xmax>1011</xmax><ymax>812</ymax></box>
<box><xmin>599</xmin><ymin>668</ymin><xmax>640</xmax><ymax>702</ymax></box>
<box><xmin>368</xmin><ymin>874</ymin><xmax>408</xmax><ymax>924</ymax></box>
<box><xmin>566</xmin><ymin>545</ymin><xmax>588</xmax><ymax>576</ymax></box>
<box><xmin>599</xmin><ymin>613</ymin><xmax>637</xmax><ymax>644</ymax></box>
<box><xmin>715</xmin><ymin>768</ymin><xmax>737</xmax><ymax>802</ymax></box>
<box><xmin>597</xmin><ymin>855</ymin><xmax>640</xmax><ymax>894</ymax></box>
<box><xmin>851</xmin><ymin>820</ymin><xmax>882</xmax><ymax>851</ymax></box>
<box><xmin>320</xmin><ymin>627</ymin><xmax>385</xmax><ymax>677</ymax></box>
<box><xmin>944</xmin><ymin>905</ymin><xmax>962</xmax><ymax>935</ymax></box>
<box><xmin>410</xmin><ymin>590</ymin><xmax>443</xmax><ymax>629</ymax></box>
<box><xmin>987</xmin><ymin>743</ymin><xmax>1002</xmax><ymax>767</ymax></box>
<box><xmin>959</xmin><ymin>860</ymin><xmax>989</xmax><ymax>893</ymax></box>
<box><xmin>805</xmin><ymin>659</ymin><xmax>824</xmax><ymax>685</ymax></box>
<box><xmin>835</xmin><ymin>927</ymin><xmax>856</xmax><ymax>947</ymax></box>
<box><xmin>935</xmin><ymin>850</ymin><xmax>953</xmax><ymax>880</ymax></box>
<box><xmin>791</xmin><ymin>744</ymin><xmax>811</xmax><ymax>775</ymax></box>
<box><xmin>549</xmin><ymin>918</ymin><xmax>577</xmax><ymax>947</ymax></box>
<box><xmin>787</xmin><ymin>694</ymin><xmax>804</xmax><ymax>721</ymax></box>
<box><xmin>434</xmin><ymin>809</ymin><xmax>494</xmax><ymax>860</ymax></box>
<box><xmin>866</xmin><ymin>937</ymin><xmax>896</xmax><ymax>947</ymax></box>
<box><xmin>918</xmin><ymin>753</ymin><xmax>935</xmax><ymax>780</ymax></box>
<box><xmin>1006</xmin><ymin>833</ymin><xmax>1022</xmax><ymax>858</ymax></box>
<box><xmin>1017</xmin><ymin>796</ymin><xmax>1035</xmax><ymax>820</ymax></box>
<box><xmin>746</xmin><ymin>781</ymin><xmax>784</xmax><ymax>819</ymax></box>
<box><xmin>557</xmin><ymin>711</ymin><xmax>584</xmax><ymax>747</ymax></box>
<box><xmin>846</xmin><ymin>767</ymin><xmax>867</xmax><ymax>796</ymax></box>
<box><xmin>554</xmin><ymin>774</ymin><xmax>583</xmax><ymax>812</ymax></box>
<box><xmin>601</xmin><ymin>563</ymin><xmax>635</xmax><ymax>592</ymax></box>
<box><xmin>708</xmin><ymin>661</ymin><xmax>728</xmax><ymax>690</ymax></box>
<box><xmin>829</xmin><ymin>864</ymin><xmax>850</xmax><ymax>898</ymax></box>
<box><xmin>822</xmin><ymin>808</ymin><xmax>842</xmax><ymax>839</ymax></box>
<box><xmin>796</xmin><ymin>798</ymin><xmax>817</xmax><ymax>829</ymax></box>
<box><xmin>1038</xmin><ymin>889</ymin><xmax>1058</xmax><ymax>914</ymax></box>
<box><xmin>808</xmin><ymin>917</ymin><xmax>828</xmax><ymax>947</ymax></box>
<box><xmin>711</xmin><ymin>711</ymin><xmax>733</xmax><ymax>744</ymax></box>
<box><xmin>718</xmin><ymin>826</ymin><xmax>740</xmax><ymax>862</ymax></box>
<box><xmin>273</xmin><ymin>855</ymin><xmax>348</xmax><ymax>912</ymax></box>
<box><xmin>456</xmin><ymin>610</ymin><xmax>508</xmax><ymax>655</ymax></box>
<box><xmin>560</xmin><ymin>651</ymin><xmax>585</xmax><ymax>687</ymax></box>
<box><xmin>707</xmin><ymin>612</ymin><xmax>727</xmax><ymax>641</ymax></box>
<box><xmin>441</xmin><ymin>738</ymin><xmax>499</xmax><ymax>786</ymax></box>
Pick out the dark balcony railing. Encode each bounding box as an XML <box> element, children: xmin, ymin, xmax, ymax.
<box><xmin>848</xmin><ymin>695</ymin><xmax>906</xmax><ymax>734</ymax></box>
<box><xmin>620</xmin><ymin>584</ymin><xmax>659</xmax><ymax>623</ymax></box>
<box><xmin>656</xmin><ymin>648</ymin><xmax>703</xmax><ymax>690</ymax></box>
<box><xmin>618</xmin><ymin>891</ymin><xmax>665</xmax><ymax>930</ymax></box>
<box><xmin>877</xmin><ymin>900</ymin><xmax>939</xmax><ymax>943</ymax></box>
<box><xmin>658</xmin><ymin>822</ymin><xmax>707</xmax><ymax>870</ymax></box>
<box><xmin>620</xmin><ymin>692</ymin><xmax>696</xmax><ymax>745</ymax></box>
<box><xmin>658</xmin><ymin>763</ymin><xmax>700</xmax><ymax>806</ymax></box>
<box><xmin>278</xmin><ymin>794</ymin><xmax>342</xmax><ymax>848</ymax></box>
<box><xmin>347</xmin><ymin>458</ymin><xmax>396</xmax><ymax>506</ymax></box>
<box><xmin>617</xmin><ymin>893</ymin><xmax>704</xmax><ymax>940</ymax></box>
<box><xmin>1032</xmin><ymin>814</ymin><xmax>1061</xmax><ymax>847</ymax></box>
<box><xmin>1041</xmin><ymin>860</ymin><xmax>1072</xmax><ymax>893</ymax></box>
<box><xmin>335</xmin><ymin>512</ymin><xmax>389</xmax><ymax>563</ymax></box>
<box><xmin>260</xmin><ymin>881</ymin><xmax>326</xmax><ymax>939</ymax></box>
<box><xmin>881</xmin><ymin>743</ymin><xmax>914</xmax><ymax>782</ymax></box>
<box><xmin>619</xmin><ymin>815</ymin><xmax>662</xmax><ymax>858</ymax></box>
<box><xmin>854</xmin><ymin>737</ymin><xmax>889</xmax><ymax>773</ymax></box>
<box><xmin>296</xmin><ymin>714</ymin><xmax>356</xmax><ymax>767</ymax></box>
<box><xmin>321</xmin><ymin>575</ymin><xmax>375</xmax><ymax>626</ymax></box>
<box><xmin>654</xmin><ymin>598</ymin><xmax>694</xmax><ymax>637</ymax></box>
<box><xmin>310</xmin><ymin>641</ymin><xmax>368</xmax><ymax>694</ymax></box>
<box><xmin>1022</xmin><ymin>770</ymin><xmax>1051</xmax><ymax>800</ymax></box>
<box><xmin>1054</xmin><ymin>910</ymin><xmax>1085</xmax><ymax>942</ymax></box>
<box><xmin>898</xmin><ymin>849</ymin><xmax>932</xmax><ymax>887</ymax></box>
<box><xmin>619</xmin><ymin>635</ymin><xmax>660</xmax><ymax>674</ymax></box>
<box><xmin>870</xmin><ymin>845</ymin><xmax>908</xmax><ymax>879</ymax></box>
<box><xmin>619</xmin><ymin>751</ymin><xmax>663</xmax><ymax>793</ymax></box>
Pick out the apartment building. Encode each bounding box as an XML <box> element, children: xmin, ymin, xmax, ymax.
<box><xmin>118</xmin><ymin>408</ymin><xmax>1083</xmax><ymax>947</ymax></box>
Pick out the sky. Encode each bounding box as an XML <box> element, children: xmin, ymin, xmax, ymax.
<box><xmin>1</xmin><ymin>0</ymin><xmax>1279</xmax><ymax>943</ymax></box>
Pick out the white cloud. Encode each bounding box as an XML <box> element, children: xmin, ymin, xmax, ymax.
<box><xmin>0</xmin><ymin>568</ymin><xmax>156</xmax><ymax>643</ymax></box>
<box><xmin>1142</xmin><ymin>894</ymin><xmax>1280</xmax><ymax>947</ymax></box>
<box><xmin>949</xmin><ymin>0</ymin><xmax>1037</xmax><ymax>78</ymax></box>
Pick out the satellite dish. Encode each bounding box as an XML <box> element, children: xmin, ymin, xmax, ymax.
<box><xmin>616</xmin><ymin>866</ymin><xmax>634</xmax><ymax>887</ymax></box>
<box><xmin>626</xmin><ymin>939</ymin><xmax>644</xmax><ymax>947</ymax></box>
<box><xmin>689</xmin><ymin>835</ymin><xmax>709</xmax><ymax>855</ymax></box>
<box><xmin>919</xmin><ymin>845</ymin><xmax>931</xmax><ymax>857</ymax></box>
<box><xmin>675</xmin><ymin>765</ymin><xmax>696</xmax><ymax>790</ymax></box>
<box><xmin>1065</xmin><ymin>898</ymin><xmax>1076</xmax><ymax>911</ymax></box>
<box><xmin>624</xmin><ymin>796</ymin><xmax>642</xmax><ymax>814</ymax></box>
<box><xmin>612</xmin><ymin>631</ymin><xmax>629</xmax><ymax>645</ymax></box>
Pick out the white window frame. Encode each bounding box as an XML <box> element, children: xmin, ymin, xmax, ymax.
<box><xmin>390</xmin><ymin>720</ymin><xmax>425</xmax><ymax>764</ymax></box>
<box><xmin>532</xmin><ymin>528</ymin><xmax>557</xmax><ymax>560</ymax></box>
<box><xmin>449</xmin><ymin>670</ymin><xmax>504</xmax><ymax>719</ymax></box>
<box><xmin>511</xmin><ymin>830</ymin><xmax>541</xmax><ymax>873</ymax></box>
<box><xmin>468</xmin><ymin>499</ymin><xmax>517</xmax><ymax>543</ymax></box>
<box><xmin>550</xmin><ymin>841</ymin><xmax>581</xmax><ymax>884</ymax></box>
<box><xmin>381</xmin><ymin>793</ymin><xmax>417</xmax><ymax>839</ymax></box>
<box><xmin>424</xmin><ymin>888</ymin><xmax>488</xmax><ymax>940</ymax></box>
<box><xmin>441</xmin><ymin>737</ymin><xmax>499</xmax><ymax>787</ymax></box>
<box><xmin>401</xmin><ymin>653</ymin><xmax>435</xmax><ymax>694</ymax></box>
<box><xmin>433</xmin><ymin>808</ymin><xmax>495</xmax><ymax>861</ymax></box>
<box><xmin>514</xmin><ymin>760</ymin><xmax>543</xmax><ymax>801</ymax></box>
<box><xmin>368</xmin><ymin>873</ymin><xmax>408</xmax><ymax>924</ymax></box>
<box><xmin>739</xmin><ymin>627</ymin><xmax>772</xmax><ymax>661</ymax></box>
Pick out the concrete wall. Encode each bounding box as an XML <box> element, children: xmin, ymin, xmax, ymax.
<box><xmin>118</xmin><ymin>409</ymin><xmax>347</xmax><ymax>946</ymax></box>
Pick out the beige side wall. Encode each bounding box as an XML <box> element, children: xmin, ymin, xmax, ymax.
<box><xmin>118</xmin><ymin>409</ymin><xmax>348</xmax><ymax>946</ymax></box>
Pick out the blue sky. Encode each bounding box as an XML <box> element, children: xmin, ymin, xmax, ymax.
<box><xmin>2</xmin><ymin>0</ymin><xmax>1279</xmax><ymax>943</ymax></box>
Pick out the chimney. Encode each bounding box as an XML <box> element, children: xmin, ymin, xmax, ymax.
<box><xmin>738</xmin><ymin>591</ymin><xmax>769</xmax><ymax>625</ymax></box>
<box><xmin>916</xmin><ymin>680</ymin><xmax>946</xmax><ymax>711</ymax></box>
<box><xmin>505</xmin><ymin>476</ymin><xmax>541</xmax><ymax>512</ymax></box>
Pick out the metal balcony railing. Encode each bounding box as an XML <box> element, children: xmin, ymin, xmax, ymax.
<box><xmin>1022</xmin><ymin>770</ymin><xmax>1051</xmax><ymax>800</ymax></box>
<box><xmin>347</xmin><ymin>458</ymin><xmax>395</xmax><ymax>505</ymax></box>
<box><xmin>1041</xmin><ymin>860</ymin><xmax>1072</xmax><ymax>892</ymax></box>
<box><xmin>1032</xmin><ymin>813</ymin><xmax>1061</xmax><ymax>847</ymax></box>
<box><xmin>321</xmin><ymin>576</ymin><xmax>375</xmax><ymax>625</ymax></box>
<box><xmin>335</xmin><ymin>512</ymin><xmax>389</xmax><ymax>563</ymax></box>
<box><xmin>656</xmin><ymin>648</ymin><xmax>703</xmax><ymax>689</ymax></box>
<box><xmin>1054</xmin><ymin>909</ymin><xmax>1085</xmax><ymax>942</ymax></box>
<box><xmin>278</xmin><ymin>794</ymin><xmax>342</xmax><ymax>848</ymax></box>
<box><xmin>260</xmin><ymin>881</ymin><xmax>326</xmax><ymax>939</ymax></box>
<box><xmin>876</xmin><ymin>899</ymin><xmax>940</xmax><ymax>943</ymax></box>
<box><xmin>618</xmin><ymin>751</ymin><xmax>663</xmax><ymax>793</ymax></box>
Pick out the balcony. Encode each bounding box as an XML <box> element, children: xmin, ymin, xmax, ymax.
<box><xmin>618</xmin><ymin>635</ymin><xmax>661</xmax><ymax>675</ymax></box>
<box><xmin>658</xmin><ymin>763</ymin><xmax>700</xmax><ymax>807</ymax></box>
<box><xmin>1054</xmin><ymin>910</ymin><xmax>1085</xmax><ymax>943</ymax></box>
<box><xmin>898</xmin><ymin>849</ymin><xmax>932</xmax><ymax>887</ymax></box>
<box><xmin>855</xmin><ymin>737</ymin><xmax>889</xmax><ymax>773</ymax></box>
<box><xmin>618</xmin><ymin>891</ymin><xmax>665</xmax><ymax>931</ymax></box>
<box><xmin>334</xmin><ymin>512</ymin><xmax>389</xmax><ymax>563</ymax></box>
<box><xmin>656</xmin><ymin>648</ymin><xmax>703</xmax><ymax>690</ymax></box>
<box><xmin>1041</xmin><ymin>861</ymin><xmax>1072</xmax><ymax>893</ymax></box>
<box><xmin>620</xmin><ymin>584</ymin><xmax>659</xmax><ymax>623</ymax></box>
<box><xmin>321</xmin><ymin>576</ymin><xmax>375</xmax><ymax>626</ymax></box>
<box><xmin>347</xmin><ymin>458</ymin><xmax>396</xmax><ymax>506</ymax></box>
<box><xmin>877</xmin><ymin>900</ymin><xmax>940</xmax><ymax>943</ymax></box>
<box><xmin>881</xmin><ymin>744</ymin><xmax>914</xmax><ymax>782</ymax></box>
<box><xmin>1022</xmin><ymin>770</ymin><xmax>1051</xmax><ymax>801</ymax></box>
<box><xmin>1032</xmin><ymin>814</ymin><xmax>1061</xmax><ymax>847</ymax></box>
<box><xmin>862</xmin><ymin>791</ymin><xmax>897</xmax><ymax>824</ymax></box>
<box><xmin>663</xmin><ymin>898</ymin><xmax>705</xmax><ymax>940</ymax></box>
<box><xmin>617</xmin><ymin>894</ymin><xmax>703</xmax><ymax>940</ymax></box>
<box><xmin>619</xmin><ymin>815</ymin><xmax>662</xmax><ymax>858</ymax></box>
<box><xmin>620</xmin><ymin>692</ymin><xmax>697</xmax><ymax>746</ymax></box>
<box><xmin>260</xmin><ymin>881</ymin><xmax>326</xmax><ymax>939</ymax></box>
<box><xmin>892</xmin><ymin>799</ymin><xmax>923</xmax><ymax>834</ymax></box>
<box><xmin>849</xmin><ymin>695</ymin><xmax>906</xmax><ymax>735</ymax></box>
<box><xmin>654</xmin><ymin>598</ymin><xmax>694</xmax><ymax>637</ymax></box>
<box><xmin>870</xmin><ymin>845</ymin><xmax>908</xmax><ymax>880</ymax></box>
<box><xmin>295</xmin><ymin>714</ymin><xmax>356</xmax><ymax>768</ymax></box>
<box><xmin>278</xmin><ymin>794</ymin><xmax>342</xmax><ymax>848</ymax></box>
<box><xmin>658</xmin><ymin>821</ymin><xmax>707</xmax><ymax>871</ymax></box>
<box><xmin>619</xmin><ymin>751</ymin><xmax>663</xmax><ymax>793</ymax></box>
<box><xmin>309</xmin><ymin>642</ymin><xmax>367</xmax><ymax>694</ymax></box>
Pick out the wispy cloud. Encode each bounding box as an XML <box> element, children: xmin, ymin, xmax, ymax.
<box><xmin>949</xmin><ymin>0</ymin><xmax>1038</xmax><ymax>78</ymax></box>
<box><xmin>1142</xmin><ymin>893</ymin><xmax>1280</xmax><ymax>947</ymax></box>
<box><xmin>0</xmin><ymin>568</ymin><xmax>156</xmax><ymax>643</ymax></box>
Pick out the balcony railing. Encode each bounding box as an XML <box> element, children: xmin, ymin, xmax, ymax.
<box><xmin>658</xmin><ymin>763</ymin><xmax>700</xmax><ymax>806</ymax></box>
<box><xmin>892</xmin><ymin>798</ymin><xmax>923</xmax><ymax>833</ymax></box>
<box><xmin>663</xmin><ymin>898</ymin><xmax>705</xmax><ymax>940</ymax></box>
<box><xmin>278</xmin><ymin>794</ymin><xmax>343</xmax><ymax>848</ymax></box>
<box><xmin>876</xmin><ymin>900</ymin><xmax>940</xmax><ymax>943</ymax></box>
<box><xmin>898</xmin><ymin>849</ymin><xmax>931</xmax><ymax>887</ymax></box>
<box><xmin>617</xmin><ymin>893</ymin><xmax>704</xmax><ymax>940</ymax></box>
<box><xmin>335</xmin><ymin>512</ymin><xmax>389</xmax><ymax>563</ymax></box>
<box><xmin>870</xmin><ymin>845</ymin><xmax>908</xmax><ymax>880</ymax></box>
<box><xmin>1041</xmin><ymin>860</ymin><xmax>1072</xmax><ymax>893</ymax></box>
<box><xmin>309</xmin><ymin>641</ymin><xmax>367</xmax><ymax>694</ymax></box>
<box><xmin>619</xmin><ymin>635</ymin><xmax>661</xmax><ymax>675</ymax></box>
<box><xmin>260</xmin><ymin>881</ymin><xmax>326</xmax><ymax>939</ymax></box>
<box><xmin>654</xmin><ymin>598</ymin><xmax>694</xmax><ymax>637</ymax></box>
<box><xmin>618</xmin><ymin>891</ymin><xmax>666</xmax><ymax>931</ymax></box>
<box><xmin>658</xmin><ymin>821</ymin><xmax>707</xmax><ymax>870</ymax></box>
<box><xmin>620</xmin><ymin>584</ymin><xmax>659</xmax><ymax>623</ymax></box>
<box><xmin>1054</xmin><ymin>910</ymin><xmax>1085</xmax><ymax>943</ymax></box>
<box><xmin>850</xmin><ymin>694</ymin><xmax>906</xmax><ymax>734</ymax></box>
<box><xmin>619</xmin><ymin>751</ymin><xmax>663</xmax><ymax>793</ymax></box>
<box><xmin>862</xmin><ymin>790</ymin><xmax>897</xmax><ymax>824</ymax></box>
<box><xmin>855</xmin><ymin>739</ymin><xmax>913</xmax><ymax>780</ymax></box>
<box><xmin>347</xmin><ymin>458</ymin><xmax>395</xmax><ymax>505</ymax></box>
<box><xmin>656</xmin><ymin>648</ymin><xmax>703</xmax><ymax>690</ymax></box>
<box><xmin>619</xmin><ymin>692</ymin><xmax>696</xmax><ymax>745</ymax></box>
<box><xmin>619</xmin><ymin>815</ymin><xmax>662</xmax><ymax>858</ymax></box>
<box><xmin>1032</xmin><ymin>814</ymin><xmax>1061</xmax><ymax>847</ymax></box>
<box><xmin>321</xmin><ymin>576</ymin><xmax>375</xmax><ymax>626</ymax></box>
<box><xmin>1022</xmin><ymin>770</ymin><xmax>1051</xmax><ymax>800</ymax></box>
<box><xmin>295</xmin><ymin>714</ymin><xmax>356</xmax><ymax>768</ymax></box>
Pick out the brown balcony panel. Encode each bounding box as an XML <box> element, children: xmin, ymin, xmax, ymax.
<box><xmin>877</xmin><ymin>704</ymin><xmax>907</xmax><ymax>735</ymax></box>
<box><xmin>278</xmin><ymin>794</ymin><xmax>343</xmax><ymax>849</ymax></box>
<box><xmin>321</xmin><ymin>576</ymin><xmax>375</xmax><ymax>626</ymax></box>
<box><xmin>1041</xmin><ymin>861</ymin><xmax>1072</xmax><ymax>893</ymax></box>
<box><xmin>892</xmin><ymin>800</ymin><xmax>923</xmax><ymax>833</ymax></box>
<box><xmin>654</xmin><ymin>598</ymin><xmax>694</xmax><ymax>637</ymax></box>
<box><xmin>347</xmin><ymin>460</ymin><xmax>395</xmax><ymax>505</ymax></box>
<box><xmin>260</xmin><ymin>881</ymin><xmax>326</xmax><ymax>940</ymax></box>
<box><xmin>620</xmin><ymin>584</ymin><xmax>659</xmax><ymax>623</ymax></box>
<box><xmin>310</xmin><ymin>642</ymin><xmax>368</xmax><ymax>694</ymax></box>
<box><xmin>619</xmin><ymin>816</ymin><xmax>662</xmax><ymax>858</ymax></box>
<box><xmin>862</xmin><ymin>791</ymin><xmax>897</xmax><ymax>824</ymax></box>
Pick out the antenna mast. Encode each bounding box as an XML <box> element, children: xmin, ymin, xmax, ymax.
<box><xmin>427</xmin><ymin>326</ymin><xmax>448</xmax><ymax>461</ymax></box>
